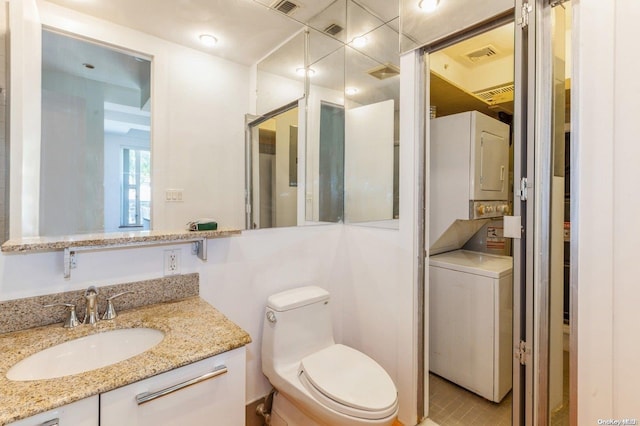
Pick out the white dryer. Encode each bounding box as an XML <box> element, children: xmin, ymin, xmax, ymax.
<box><xmin>429</xmin><ymin>249</ymin><xmax>513</xmax><ymax>403</ymax></box>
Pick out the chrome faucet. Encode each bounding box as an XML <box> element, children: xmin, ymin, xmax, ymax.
<box><xmin>83</xmin><ymin>286</ymin><xmax>100</xmax><ymax>325</ymax></box>
<box><xmin>43</xmin><ymin>302</ymin><xmax>81</xmax><ymax>328</ymax></box>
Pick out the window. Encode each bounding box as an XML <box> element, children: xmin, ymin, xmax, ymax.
<box><xmin>121</xmin><ymin>148</ymin><xmax>151</xmax><ymax>227</ymax></box>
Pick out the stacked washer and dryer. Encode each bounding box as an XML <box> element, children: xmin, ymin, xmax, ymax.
<box><xmin>429</xmin><ymin>111</ymin><xmax>513</xmax><ymax>403</ymax></box>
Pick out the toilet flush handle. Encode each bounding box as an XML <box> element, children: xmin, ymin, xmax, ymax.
<box><xmin>266</xmin><ymin>311</ymin><xmax>277</xmax><ymax>323</ymax></box>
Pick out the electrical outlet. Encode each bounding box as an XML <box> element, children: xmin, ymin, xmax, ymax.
<box><xmin>163</xmin><ymin>249</ymin><xmax>181</xmax><ymax>276</ymax></box>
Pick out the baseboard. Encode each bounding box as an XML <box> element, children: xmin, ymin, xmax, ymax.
<box><xmin>246</xmin><ymin>396</ymin><xmax>267</xmax><ymax>426</ymax></box>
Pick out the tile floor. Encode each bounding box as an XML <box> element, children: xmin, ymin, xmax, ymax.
<box><xmin>426</xmin><ymin>351</ymin><xmax>570</xmax><ymax>426</ymax></box>
<box><xmin>427</xmin><ymin>373</ymin><xmax>512</xmax><ymax>426</ymax></box>
<box><xmin>418</xmin><ymin>419</ymin><xmax>441</xmax><ymax>426</ymax></box>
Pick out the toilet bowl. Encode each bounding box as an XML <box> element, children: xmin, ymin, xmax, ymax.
<box><xmin>261</xmin><ymin>286</ymin><xmax>398</xmax><ymax>426</ymax></box>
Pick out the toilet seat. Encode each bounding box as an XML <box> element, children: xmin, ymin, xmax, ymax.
<box><xmin>298</xmin><ymin>344</ymin><xmax>398</xmax><ymax>420</ymax></box>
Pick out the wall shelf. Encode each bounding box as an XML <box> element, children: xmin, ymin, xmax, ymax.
<box><xmin>1</xmin><ymin>229</ymin><xmax>241</xmax><ymax>278</ymax></box>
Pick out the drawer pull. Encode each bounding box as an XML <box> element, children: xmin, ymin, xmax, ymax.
<box><xmin>41</xmin><ymin>420</ymin><xmax>59</xmax><ymax>426</ymax></box>
<box><xmin>135</xmin><ymin>365</ymin><xmax>228</xmax><ymax>405</ymax></box>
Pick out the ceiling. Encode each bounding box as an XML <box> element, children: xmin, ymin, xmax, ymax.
<box><xmin>42</xmin><ymin>29</ymin><xmax>150</xmax><ymax>92</ymax></box>
<box><xmin>430</xmin><ymin>22</ymin><xmax>515</xmax><ymax>116</ymax></box>
<box><xmin>44</xmin><ymin>0</ymin><xmax>303</xmax><ymax>66</ymax></box>
<box><xmin>44</xmin><ymin>0</ymin><xmax>399</xmax><ymax>67</ymax></box>
<box><xmin>42</xmin><ymin>0</ymin><xmax>517</xmax><ymax>116</ymax></box>
<box><xmin>438</xmin><ymin>23</ymin><xmax>514</xmax><ymax>71</ymax></box>
<box><xmin>256</xmin><ymin>1</ymin><xmax>401</xmax><ymax>108</ymax></box>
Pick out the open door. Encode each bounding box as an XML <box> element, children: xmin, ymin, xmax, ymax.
<box><xmin>510</xmin><ymin>1</ymin><xmax>572</xmax><ymax>425</ymax></box>
<box><xmin>413</xmin><ymin>1</ymin><xmax>548</xmax><ymax>424</ymax></box>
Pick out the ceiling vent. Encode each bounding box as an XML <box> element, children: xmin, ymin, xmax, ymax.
<box><xmin>324</xmin><ymin>23</ymin><xmax>344</xmax><ymax>36</ymax></box>
<box><xmin>271</xmin><ymin>0</ymin><xmax>299</xmax><ymax>15</ymax></box>
<box><xmin>464</xmin><ymin>45</ymin><xmax>499</xmax><ymax>63</ymax></box>
<box><xmin>367</xmin><ymin>63</ymin><xmax>400</xmax><ymax>80</ymax></box>
<box><xmin>473</xmin><ymin>83</ymin><xmax>514</xmax><ymax>105</ymax></box>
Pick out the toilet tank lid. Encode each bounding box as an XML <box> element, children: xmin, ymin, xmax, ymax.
<box><xmin>267</xmin><ymin>286</ymin><xmax>329</xmax><ymax>312</ymax></box>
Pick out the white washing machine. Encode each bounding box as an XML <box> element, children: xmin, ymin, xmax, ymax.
<box><xmin>429</xmin><ymin>249</ymin><xmax>513</xmax><ymax>403</ymax></box>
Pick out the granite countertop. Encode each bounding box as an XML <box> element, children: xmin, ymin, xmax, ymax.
<box><xmin>0</xmin><ymin>297</ymin><xmax>251</xmax><ymax>425</ymax></box>
<box><xmin>1</xmin><ymin>229</ymin><xmax>241</xmax><ymax>253</ymax></box>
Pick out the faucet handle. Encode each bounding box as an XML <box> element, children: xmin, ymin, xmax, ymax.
<box><xmin>43</xmin><ymin>303</ymin><xmax>81</xmax><ymax>328</ymax></box>
<box><xmin>102</xmin><ymin>291</ymin><xmax>134</xmax><ymax>320</ymax></box>
<box><xmin>85</xmin><ymin>285</ymin><xmax>98</xmax><ymax>296</ymax></box>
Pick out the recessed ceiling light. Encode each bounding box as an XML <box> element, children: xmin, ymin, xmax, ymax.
<box><xmin>345</xmin><ymin>87</ymin><xmax>359</xmax><ymax>95</ymax></box>
<box><xmin>419</xmin><ymin>0</ymin><xmax>440</xmax><ymax>12</ymax></box>
<box><xmin>352</xmin><ymin>36</ymin><xmax>368</xmax><ymax>48</ymax></box>
<box><xmin>199</xmin><ymin>34</ymin><xmax>218</xmax><ymax>47</ymax></box>
<box><xmin>296</xmin><ymin>67</ymin><xmax>316</xmax><ymax>77</ymax></box>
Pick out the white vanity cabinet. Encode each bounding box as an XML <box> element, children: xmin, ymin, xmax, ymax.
<box><xmin>100</xmin><ymin>347</ymin><xmax>246</xmax><ymax>426</ymax></box>
<box><xmin>8</xmin><ymin>396</ymin><xmax>98</xmax><ymax>426</ymax></box>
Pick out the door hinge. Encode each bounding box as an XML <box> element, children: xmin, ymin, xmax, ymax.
<box><xmin>519</xmin><ymin>177</ymin><xmax>532</xmax><ymax>201</ymax></box>
<box><xmin>516</xmin><ymin>340</ymin><xmax>530</xmax><ymax>365</ymax></box>
<box><xmin>518</xmin><ymin>2</ymin><xmax>533</xmax><ymax>28</ymax></box>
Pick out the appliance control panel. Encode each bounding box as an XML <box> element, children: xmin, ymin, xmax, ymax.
<box><xmin>470</xmin><ymin>201</ymin><xmax>510</xmax><ymax>219</ymax></box>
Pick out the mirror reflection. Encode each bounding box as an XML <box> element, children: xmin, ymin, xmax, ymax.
<box><xmin>254</xmin><ymin>0</ymin><xmax>401</xmax><ymax>227</ymax></box>
<box><xmin>41</xmin><ymin>30</ymin><xmax>152</xmax><ymax>236</ymax></box>
<box><xmin>305</xmin><ymin>36</ymin><xmax>346</xmax><ymax>224</ymax></box>
<box><xmin>248</xmin><ymin>104</ymin><xmax>300</xmax><ymax>229</ymax></box>
<box><xmin>256</xmin><ymin>31</ymin><xmax>305</xmax><ymax>117</ymax></box>
<box><xmin>9</xmin><ymin>0</ymin><xmax>402</xmax><ymax>241</ymax></box>
<box><xmin>399</xmin><ymin>0</ymin><xmax>513</xmax><ymax>54</ymax></box>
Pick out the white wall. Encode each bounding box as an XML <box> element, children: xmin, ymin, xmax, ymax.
<box><xmin>574</xmin><ymin>0</ymin><xmax>640</xmax><ymax>422</ymax></box>
<box><xmin>337</xmin><ymin>224</ymin><xmax>417</xmax><ymax>424</ymax></box>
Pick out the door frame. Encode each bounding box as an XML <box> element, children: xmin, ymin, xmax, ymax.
<box><xmin>414</xmin><ymin>4</ymin><xmax>557</xmax><ymax>423</ymax></box>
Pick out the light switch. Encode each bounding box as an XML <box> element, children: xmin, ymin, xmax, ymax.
<box><xmin>503</xmin><ymin>215</ymin><xmax>522</xmax><ymax>239</ymax></box>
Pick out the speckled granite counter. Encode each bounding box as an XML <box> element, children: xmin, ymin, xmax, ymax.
<box><xmin>1</xmin><ymin>229</ymin><xmax>241</xmax><ymax>253</ymax></box>
<box><xmin>0</xmin><ymin>297</ymin><xmax>251</xmax><ymax>425</ymax></box>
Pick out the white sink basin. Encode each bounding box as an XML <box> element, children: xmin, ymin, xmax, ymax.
<box><xmin>6</xmin><ymin>328</ymin><xmax>164</xmax><ymax>381</ymax></box>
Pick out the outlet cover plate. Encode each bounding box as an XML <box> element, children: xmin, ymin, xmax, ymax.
<box><xmin>163</xmin><ymin>249</ymin><xmax>181</xmax><ymax>276</ymax></box>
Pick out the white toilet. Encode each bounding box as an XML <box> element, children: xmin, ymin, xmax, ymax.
<box><xmin>261</xmin><ymin>286</ymin><xmax>399</xmax><ymax>426</ymax></box>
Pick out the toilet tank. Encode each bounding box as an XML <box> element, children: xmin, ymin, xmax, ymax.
<box><xmin>262</xmin><ymin>286</ymin><xmax>335</xmax><ymax>373</ymax></box>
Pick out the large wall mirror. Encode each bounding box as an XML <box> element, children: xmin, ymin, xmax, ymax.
<box><xmin>41</xmin><ymin>29</ymin><xmax>152</xmax><ymax>236</ymax></box>
<box><xmin>7</xmin><ymin>0</ymin><xmax>401</xmax><ymax>242</ymax></box>
<box><xmin>253</xmin><ymin>0</ymin><xmax>401</xmax><ymax>228</ymax></box>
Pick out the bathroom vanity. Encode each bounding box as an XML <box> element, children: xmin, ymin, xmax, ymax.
<box><xmin>0</xmin><ymin>297</ymin><xmax>251</xmax><ymax>425</ymax></box>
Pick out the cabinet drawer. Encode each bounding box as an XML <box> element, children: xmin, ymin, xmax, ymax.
<box><xmin>8</xmin><ymin>396</ymin><xmax>98</xmax><ymax>426</ymax></box>
<box><xmin>100</xmin><ymin>347</ymin><xmax>246</xmax><ymax>426</ymax></box>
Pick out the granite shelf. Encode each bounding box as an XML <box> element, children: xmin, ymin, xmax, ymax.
<box><xmin>1</xmin><ymin>229</ymin><xmax>242</xmax><ymax>278</ymax></box>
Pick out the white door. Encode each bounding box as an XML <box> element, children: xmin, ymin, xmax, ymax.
<box><xmin>416</xmin><ymin>3</ymin><xmax>539</xmax><ymax>425</ymax></box>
